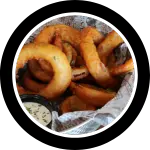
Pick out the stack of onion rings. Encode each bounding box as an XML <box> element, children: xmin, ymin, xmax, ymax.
<box><xmin>16</xmin><ymin>24</ymin><xmax>134</xmax><ymax>114</ymax></box>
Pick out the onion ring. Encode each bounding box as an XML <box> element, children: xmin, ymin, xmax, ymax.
<box><xmin>80</xmin><ymin>27</ymin><xmax>118</xmax><ymax>88</ymax></box>
<box><xmin>72</xmin><ymin>66</ymin><xmax>89</xmax><ymax>81</ymax></box>
<box><xmin>97</xmin><ymin>30</ymin><xmax>124</xmax><ymax>65</ymax></box>
<box><xmin>70</xmin><ymin>82</ymin><xmax>116</xmax><ymax>107</ymax></box>
<box><xmin>60</xmin><ymin>95</ymin><xmax>96</xmax><ymax>114</ymax></box>
<box><xmin>80</xmin><ymin>26</ymin><xmax>104</xmax><ymax>45</ymax></box>
<box><xmin>38</xmin><ymin>44</ymin><xmax>77</xmax><ymax>78</ymax></box>
<box><xmin>34</xmin><ymin>24</ymin><xmax>80</xmax><ymax>74</ymax></box>
<box><xmin>34</xmin><ymin>24</ymin><xmax>81</xmax><ymax>51</ymax></box>
<box><xmin>110</xmin><ymin>58</ymin><xmax>134</xmax><ymax>76</ymax></box>
<box><xmin>16</xmin><ymin>43</ymin><xmax>72</xmax><ymax>99</ymax></box>
<box><xmin>28</xmin><ymin>34</ymin><xmax>61</xmax><ymax>80</ymax></box>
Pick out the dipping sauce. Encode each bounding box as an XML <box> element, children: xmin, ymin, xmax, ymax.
<box><xmin>23</xmin><ymin>102</ymin><xmax>51</xmax><ymax>126</ymax></box>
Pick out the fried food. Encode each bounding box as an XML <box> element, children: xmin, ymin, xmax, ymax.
<box><xmin>30</xmin><ymin>59</ymin><xmax>88</xmax><ymax>83</ymax></box>
<box><xmin>34</xmin><ymin>24</ymin><xmax>81</xmax><ymax>51</ymax></box>
<box><xmin>97</xmin><ymin>30</ymin><xmax>124</xmax><ymax>65</ymax></box>
<box><xmin>17</xmin><ymin>84</ymin><xmax>34</xmax><ymax>95</ymax></box>
<box><xmin>107</xmin><ymin>52</ymin><xmax>116</xmax><ymax>69</ymax></box>
<box><xmin>33</xmin><ymin>24</ymin><xmax>86</xmax><ymax>82</ymax></box>
<box><xmin>70</xmin><ymin>46</ymin><xmax>77</xmax><ymax>66</ymax></box>
<box><xmin>110</xmin><ymin>58</ymin><xmax>134</xmax><ymax>76</ymax></box>
<box><xmin>53</xmin><ymin>32</ymin><xmax>63</xmax><ymax>51</ymax></box>
<box><xmin>80</xmin><ymin>26</ymin><xmax>104</xmax><ymax>45</ymax></box>
<box><xmin>16</xmin><ymin>24</ymin><xmax>133</xmax><ymax>113</ymax></box>
<box><xmin>60</xmin><ymin>95</ymin><xmax>96</xmax><ymax>114</ymax></box>
<box><xmin>80</xmin><ymin>27</ymin><xmax>118</xmax><ymax>88</ymax></box>
<box><xmin>31</xmin><ymin>32</ymin><xmax>77</xmax><ymax>83</ymax></box>
<box><xmin>28</xmin><ymin>32</ymin><xmax>61</xmax><ymax>80</ymax></box>
<box><xmin>72</xmin><ymin>66</ymin><xmax>89</xmax><ymax>81</ymax></box>
<box><xmin>75</xmin><ymin>56</ymin><xmax>85</xmax><ymax>67</ymax></box>
<box><xmin>78</xmin><ymin>75</ymin><xmax>96</xmax><ymax>85</ymax></box>
<box><xmin>23</xmin><ymin>71</ymin><xmax>47</xmax><ymax>92</ymax></box>
<box><xmin>62</xmin><ymin>42</ymin><xmax>73</xmax><ymax>64</ymax></box>
<box><xmin>28</xmin><ymin>59</ymin><xmax>52</xmax><ymax>82</ymax></box>
<box><xmin>70</xmin><ymin>82</ymin><xmax>116</xmax><ymax>107</ymax></box>
<box><xmin>16</xmin><ymin>43</ymin><xmax>72</xmax><ymax>99</ymax></box>
<box><xmin>38</xmin><ymin>58</ymin><xmax>53</xmax><ymax>74</ymax></box>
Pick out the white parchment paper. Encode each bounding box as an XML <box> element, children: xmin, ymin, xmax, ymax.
<box><xmin>26</xmin><ymin>16</ymin><xmax>135</xmax><ymax>135</ymax></box>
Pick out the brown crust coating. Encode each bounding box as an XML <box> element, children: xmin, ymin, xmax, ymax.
<box><xmin>70</xmin><ymin>82</ymin><xmax>116</xmax><ymax>107</ymax></box>
<box><xmin>60</xmin><ymin>95</ymin><xmax>96</xmax><ymax>114</ymax></box>
<box><xmin>23</xmin><ymin>71</ymin><xmax>47</xmax><ymax>92</ymax></box>
<box><xmin>38</xmin><ymin>58</ymin><xmax>53</xmax><ymax>74</ymax></box>
<box><xmin>110</xmin><ymin>58</ymin><xmax>134</xmax><ymax>76</ymax></box>
<box><xmin>16</xmin><ymin>43</ymin><xmax>72</xmax><ymax>99</ymax></box>
<box><xmin>75</xmin><ymin>56</ymin><xmax>85</xmax><ymax>67</ymax></box>
<box><xmin>53</xmin><ymin>32</ymin><xmax>63</xmax><ymax>51</ymax></box>
<box><xmin>80</xmin><ymin>26</ymin><xmax>104</xmax><ymax>45</ymax></box>
<box><xmin>72</xmin><ymin>66</ymin><xmax>89</xmax><ymax>81</ymax></box>
<box><xmin>34</xmin><ymin>24</ymin><xmax>81</xmax><ymax>51</ymax></box>
<box><xmin>107</xmin><ymin>52</ymin><xmax>116</xmax><ymax>68</ymax></box>
<box><xmin>97</xmin><ymin>30</ymin><xmax>124</xmax><ymax>65</ymax></box>
<box><xmin>16</xmin><ymin>84</ymin><xmax>35</xmax><ymax>95</ymax></box>
<box><xmin>62</xmin><ymin>42</ymin><xmax>73</xmax><ymax>64</ymax></box>
<box><xmin>28</xmin><ymin>59</ymin><xmax>52</xmax><ymax>82</ymax></box>
<box><xmin>70</xmin><ymin>46</ymin><xmax>77</xmax><ymax>66</ymax></box>
<box><xmin>80</xmin><ymin>27</ymin><xmax>118</xmax><ymax>88</ymax></box>
<box><xmin>29</xmin><ymin>32</ymin><xmax>61</xmax><ymax>80</ymax></box>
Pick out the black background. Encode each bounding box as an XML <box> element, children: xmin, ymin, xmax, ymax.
<box><xmin>6</xmin><ymin>2</ymin><xmax>146</xmax><ymax>144</ymax></box>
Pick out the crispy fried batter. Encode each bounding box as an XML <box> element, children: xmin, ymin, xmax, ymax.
<box><xmin>72</xmin><ymin>66</ymin><xmax>89</xmax><ymax>81</ymax></box>
<box><xmin>60</xmin><ymin>95</ymin><xmax>96</xmax><ymax>114</ymax></box>
<box><xmin>16</xmin><ymin>43</ymin><xmax>72</xmax><ymax>99</ymax></box>
<box><xmin>80</xmin><ymin>27</ymin><xmax>118</xmax><ymax>88</ymax></box>
<box><xmin>110</xmin><ymin>58</ymin><xmax>134</xmax><ymax>76</ymax></box>
<box><xmin>70</xmin><ymin>82</ymin><xmax>116</xmax><ymax>107</ymax></box>
<box><xmin>97</xmin><ymin>30</ymin><xmax>124</xmax><ymax>65</ymax></box>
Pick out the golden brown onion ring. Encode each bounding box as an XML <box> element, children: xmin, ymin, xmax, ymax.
<box><xmin>16</xmin><ymin>43</ymin><xmax>72</xmax><ymax>99</ymax></box>
<box><xmin>60</xmin><ymin>95</ymin><xmax>96</xmax><ymax>114</ymax></box>
<box><xmin>38</xmin><ymin>43</ymin><xmax>76</xmax><ymax>75</ymax></box>
<box><xmin>97</xmin><ymin>30</ymin><xmax>124</xmax><ymax>65</ymax></box>
<box><xmin>80</xmin><ymin>27</ymin><xmax>118</xmax><ymax>88</ymax></box>
<box><xmin>80</xmin><ymin>26</ymin><xmax>104</xmax><ymax>45</ymax></box>
<box><xmin>72</xmin><ymin>66</ymin><xmax>89</xmax><ymax>81</ymax></box>
<box><xmin>29</xmin><ymin>33</ymin><xmax>62</xmax><ymax>79</ymax></box>
<box><xmin>110</xmin><ymin>58</ymin><xmax>134</xmax><ymax>76</ymax></box>
<box><xmin>34</xmin><ymin>24</ymin><xmax>81</xmax><ymax>51</ymax></box>
<box><xmin>70</xmin><ymin>82</ymin><xmax>116</xmax><ymax>107</ymax></box>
